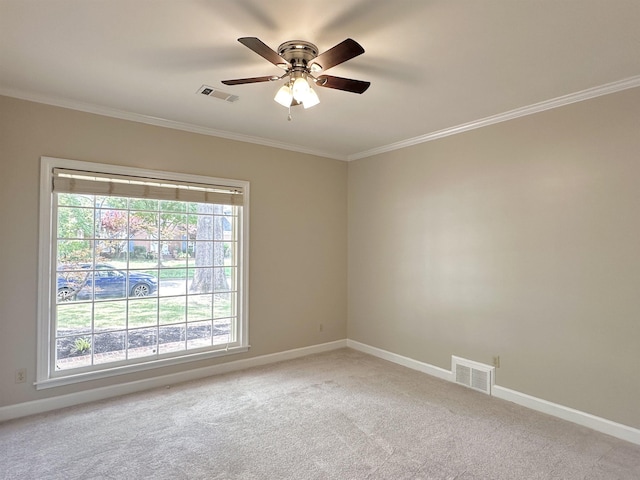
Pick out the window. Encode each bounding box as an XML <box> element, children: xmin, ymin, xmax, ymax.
<box><xmin>37</xmin><ymin>157</ymin><xmax>249</xmax><ymax>388</ymax></box>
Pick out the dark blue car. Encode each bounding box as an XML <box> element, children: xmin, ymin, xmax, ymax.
<box><xmin>57</xmin><ymin>263</ymin><xmax>158</xmax><ymax>301</ymax></box>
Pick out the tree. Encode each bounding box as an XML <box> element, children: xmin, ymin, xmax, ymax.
<box><xmin>189</xmin><ymin>203</ymin><xmax>228</xmax><ymax>293</ymax></box>
<box><xmin>96</xmin><ymin>209</ymin><xmax>128</xmax><ymax>259</ymax></box>
<box><xmin>57</xmin><ymin>194</ymin><xmax>94</xmax><ymax>263</ymax></box>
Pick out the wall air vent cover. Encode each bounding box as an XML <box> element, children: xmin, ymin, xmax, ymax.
<box><xmin>452</xmin><ymin>356</ymin><xmax>495</xmax><ymax>395</ymax></box>
<box><xmin>197</xmin><ymin>85</ymin><xmax>239</xmax><ymax>103</ymax></box>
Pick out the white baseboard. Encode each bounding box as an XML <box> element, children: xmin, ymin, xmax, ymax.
<box><xmin>346</xmin><ymin>339</ymin><xmax>453</xmax><ymax>382</ymax></box>
<box><xmin>3</xmin><ymin>338</ymin><xmax>639</xmax><ymax>447</ymax></box>
<box><xmin>0</xmin><ymin>339</ymin><xmax>347</xmax><ymax>423</ymax></box>
<box><xmin>347</xmin><ymin>340</ymin><xmax>640</xmax><ymax>446</ymax></box>
<box><xmin>492</xmin><ymin>386</ymin><xmax>640</xmax><ymax>445</ymax></box>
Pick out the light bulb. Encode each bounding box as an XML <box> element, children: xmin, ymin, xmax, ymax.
<box><xmin>302</xmin><ymin>88</ymin><xmax>320</xmax><ymax>109</ymax></box>
<box><xmin>292</xmin><ymin>76</ymin><xmax>311</xmax><ymax>102</ymax></box>
<box><xmin>274</xmin><ymin>84</ymin><xmax>293</xmax><ymax>107</ymax></box>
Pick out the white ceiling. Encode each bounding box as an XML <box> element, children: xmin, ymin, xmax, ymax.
<box><xmin>1</xmin><ymin>0</ymin><xmax>640</xmax><ymax>160</ymax></box>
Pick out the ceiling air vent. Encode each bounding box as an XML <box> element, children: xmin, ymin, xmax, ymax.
<box><xmin>197</xmin><ymin>85</ymin><xmax>239</xmax><ymax>103</ymax></box>
<box><xmin>452</xmin><ymin>356</ymin><xmax>495</xmax><ymax>395</ymax></box>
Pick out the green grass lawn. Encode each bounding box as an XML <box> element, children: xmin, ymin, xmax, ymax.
<box><xmin>57</xmin><ymin>294</ymin><xmax>234</xmax><ymax>331</ymax></box>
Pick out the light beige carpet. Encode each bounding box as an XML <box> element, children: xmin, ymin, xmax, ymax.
<box><xmin>1</xmin><ymin>348</ymin><xmax>639</xmax><ymax>479</ymax></box>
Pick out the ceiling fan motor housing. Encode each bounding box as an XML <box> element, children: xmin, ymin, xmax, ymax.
<box><xmin>277</xmin><ymin>40</ymin><xmax>319</xmax><ymax>69</ymax></box>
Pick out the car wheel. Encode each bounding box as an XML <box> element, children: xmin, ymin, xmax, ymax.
<box><xmin>57</xmin><ymin>287</ymin><xmax>75</xmax><ymax>302</ymax></box>
<box><xmin>131</xmin><ymin>283</ymin><xmax>150</xmax><ymax>297</ymax></box>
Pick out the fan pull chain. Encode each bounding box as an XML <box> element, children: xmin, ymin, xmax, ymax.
<box><xmin>287</xmin><ymin>105</ymin><xmax>292</xmax><ymax>121</ymax></box>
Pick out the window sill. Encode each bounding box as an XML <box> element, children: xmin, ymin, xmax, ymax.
<box><xmin>35</xmin><ymin>345</ymin><xmax>249</xmax><ymax>390</ymax></box>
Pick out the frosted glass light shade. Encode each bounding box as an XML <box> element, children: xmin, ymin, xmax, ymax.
<box><xmin>292</xmin><ymin>77</ymin><xmax>311</xmax><ymax>102</ymax></box>
<box><xmin>274</xmin><ymin>85</ymin><xmax>293</xmax><ymax>107</ymax></box>
<box><xmin>303</xmin><ymin>88</ymin><xmax>320</xmax><ymax>109</ymax></box>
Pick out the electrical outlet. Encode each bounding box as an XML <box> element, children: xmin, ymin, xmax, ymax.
<box><xmin>319</xmin><ymin>323</ymin><xmax>324</xmax><ymax>332</ymax></box>
<box><xmin>492</xmin><ymin>356</ymin><xmax>501</xmax><ymax>368</ymax></box>
<box><xmin>15</xmin><ymin>368</ymin><xmax>27</xmax><ymax>384</ymax></box>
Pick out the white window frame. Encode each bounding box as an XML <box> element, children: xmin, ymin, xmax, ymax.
<box><xmin>36</xmin><ymin>157</ymin><xmax>249</xmax><ymax>389</ymax></box>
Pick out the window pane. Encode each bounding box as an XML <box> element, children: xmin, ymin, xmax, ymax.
<box><xmin>95</xmin><ymin>239</ymin><xmax>126</xmax><ymax>262</ymax></box>
<box><xmin>158</xmin><ymin>324</ymin><xmax>186</xmax><ymax>354</ymax></box>
<box><xmin>159</xmin><ymin>297</ymin><xmax>186</xmax><ymax>325</ymax></box>
<box><xmin>129</xmin><ymin>211</ymin><xmax>159</xmax><ymax>261</ymax></box>
<box><xmin>94</xmin><ymin>264</ymin><xmax>128</xmax><ymax>299</ymax></box>
<box><xmin>188</xmin><ymin>268</ymin><xmax>214</xmax><ymax>294</ymax></box>
<box><xmin>213</xmin><ymin>319</ymin><xmax>231</xmax><ymax>345</ymax></box>
<box><xmin>212</xmin><ymin>242</ymin><xmax>226</xmax><ymax>267</ymax></box>
<box><xmin>169</xmin><ymin>252</ymin><xmax>188</xmax><ymax>268</ymax></box>
<box><xmin>160</xmin><ymin>200</ymin><xmax>186</xmax><ymax>213</ymax></box>
<box><xmin>222</xmin><ymin>241</ymin><xmax>236</xmax><ymax>266</ymax></box>
<box><xmin>57</xmin><ymin>241</ymin><xmax>92</xmax><ymax>265</ymax></box>
<box><xmin>128</xmin><ymin>298</ymin><xmax>158</xmax><ymax>328</ymax></box>
<box><xmin>213</xmin><ymin>214</ymin><xmax>227</xmax><ymax>241</ymax></box>
<box><xmin>58</xmin><ymin>193</ymin><xmax>93</xmax><ymax>207</ymax></box>
<box><xmin>187</xmin><ymin>320</ymin><xmax>212</xmax><ymax>349</ymax></box>
<box><xmin>128</xmin><ymin>327</ymin><xmax>158</xmax><ymax>359</ymax></box>
<box><xmin>57</xmin><ymin>206</ymin><xmax>94</xmax><ymax>239</ymax></box>
<box><xmin>95</xmin><ymin>196</ymin><xmax>128</xmax><ymax>209</ymax></box>
<box><xmin>94</xmin><ymin>331</ymin><xmax>126</xmax><ymax>364</ymax></box>
<box><xmin>187</xmin><ymin>294</ymin><xmax>213</xmax><ymax>322</ymax></box>
<box><xmin>128</xmin><ymin>269</ymin><xmax>158</xmax><ymax>298</ymax></box>
<box><xmin>56</xmin><ymin>302</ymin><xmax>92</xmax><ymax>333</ymax></box>
<box><xmin>56</xmin><ymin>334</ymin><xmax>92</xmax><ymax>370</ymax></box>
<box><xmin>192</xmin><ymin>213</ymin><xmax>213</xmax><ymax>242</ymax></box>
<box><xmin>224</xmin><ymin>266</ymin><xmax>237</xmax><ymax>291</ymax></box>
<box><xmin>57</xmin><ymin>270</ymin><xmax>94</xmax><ymax>302</ymax></box>
<box><xmin>214</xmin><ymin>292</ymin><xmax>236</xmax><ymax>319</ymax></box>
<box><xmin>129</xmin><ymin>199</ymin><xmax>158</xmax><ymax>211</ymax></box>
<box><xmin>158</xmin><ymin>269</ymin><xmax>187</xmax><ymax>296</ymax></box>
<box><xmin>191</xmin><ymin>241</ymin><xmax>213</xmax><ymax>266</ymax></box>
<box><xmin>213</xmin><ymin>267</ymin><xmax>231</xmax><ymax>292</ymax></box>
<box><xmin>96</xmin><ymin>209</ymin><xmax>129</xmax><ymax>239</ymax></box>
<box><xmin>159</xmin><ymin>213</ymin><xmax>187</xmax><ymax>241</ymax></box>
<box><xmin>94</xmin><ymin>300</ymin><xmax>127</xmax><ymax>331</ymax></box>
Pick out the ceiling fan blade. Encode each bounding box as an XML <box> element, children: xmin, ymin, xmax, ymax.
<box><xmin>221</xmin><ymin>75</ymin><xmax>276</xmax><ymax>86</ymax></box>
<box><xmin>237</xmin><ymin>37</ymin><xmax>288</xmax><ymax>68</ymax></box>
<box><xmin>310</xmin><ymin>38</ymin><xmax>365</xmax><ymax>72</ymax></box>
<box><xmin>315</xmin><ymin>75</ymin><xmax>371</xmax><ymax>94</ymax></box>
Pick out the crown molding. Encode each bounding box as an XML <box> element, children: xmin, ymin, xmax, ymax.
<box><xmin>3</xmin><ymin>76</ymin><xmax>639</xmax><ymax>163</ymax></box>
<box><xmin>347</xmin><ymin>75</ymin><xmax>640</xmax><ymax>161</ymax></box>
<box><xmin>0</xmin><ymin>87</ymin><xmax>347</xmax><ymax>161</ymax></box>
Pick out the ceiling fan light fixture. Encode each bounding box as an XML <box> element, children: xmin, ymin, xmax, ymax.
<box><xmin>224</xmin><ymin>37</ymin><xmax>370</xmax><ymax>116</ymax></box>
<box><xmin>274</xmin><ymin>84</ymin><xmax>293</xmax><ymax>107</ymax></box>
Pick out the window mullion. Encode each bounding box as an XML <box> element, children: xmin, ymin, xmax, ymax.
<box><xmin>156</xmin><ymin>202</ymin><xmax>162</xmax><ymax>355</ymax></box>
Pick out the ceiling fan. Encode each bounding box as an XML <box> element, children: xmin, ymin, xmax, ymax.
<box><xmin>221</xmin><ymin>37</ymin><xmax>370</xmax><ymax>115</ymax></box>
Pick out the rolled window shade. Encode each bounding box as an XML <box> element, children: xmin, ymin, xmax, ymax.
<box><xmin>52</xmin><ymin>168</ymin><xmax>244</xmax><ymax>206</ymax></box>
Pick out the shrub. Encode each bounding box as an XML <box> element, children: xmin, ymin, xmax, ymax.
<box><xmin>71</xmin><ymin>337</ymin><xmax>92</xmax><ymax>355</ymax></box>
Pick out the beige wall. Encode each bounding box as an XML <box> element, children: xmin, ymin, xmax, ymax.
<box><xmin>3</xmin><ymin>87</ymin><xmax>640</xmax><ymax>430</ymax></box>
<box><xmin>348</xmin><ymin>87</ymin><xmax>640</xmax><ymax>428</ymax></box>
<box><xmin>0</xmin><ymin>95</ymin><xmax>347</xmax><ymax>407</ymax></box>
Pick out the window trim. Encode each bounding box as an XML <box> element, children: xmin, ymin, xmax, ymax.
<box><xmin>37</xmin><ymin>157</ymin><xmax>250</xmax><ymax>389</ymax></box>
